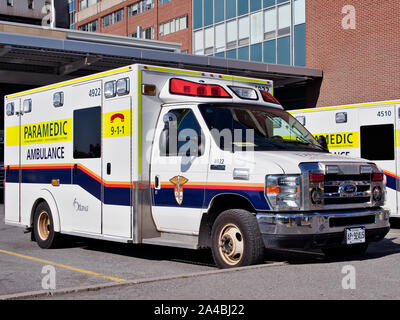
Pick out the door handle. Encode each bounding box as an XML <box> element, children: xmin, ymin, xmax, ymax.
<box><xmin>107</xmin><ymin>163</ymin><xmax>111</xmax><ymax>175</ymax></box>
<box><xmin>73</xmin><ymin>164</ymin><xmax>78</xmax><ymax>175</ymax></box>
<box><xmin>155</xmin><ymin>175</ymin><xmax>161</xmax><ymax>190</ymax></box>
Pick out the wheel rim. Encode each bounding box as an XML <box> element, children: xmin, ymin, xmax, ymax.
<box><xmin>218</xmin><ymin>223</ymin><xmax>244</xmax><ymax>266</ymax></box>
<box><xmin>37</xmin><ymin>211</ymin><xmax>50</xmax><ymax>241</ymax></box>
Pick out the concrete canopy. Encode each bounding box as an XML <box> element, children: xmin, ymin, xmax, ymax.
<box><xmin>0</xmin><ymin>22</ymin><xmax>323</xmax><ymax>107</ymax></box>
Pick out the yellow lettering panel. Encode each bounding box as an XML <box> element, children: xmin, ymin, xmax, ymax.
<box><xmin>103</xmin><ymin>109</ymin><xmax>131</xmax><ymax>138</ymax></box>
<box><xmin>313</xmin><ymin>132</ymin><xmax>359</xmax><ymax>149</ymax></box>
<box><xmin>6</xmin><ymin>119</ymin><xmax>72</xmax><ymax>146</ymax></box>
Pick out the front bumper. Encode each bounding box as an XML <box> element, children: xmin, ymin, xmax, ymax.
<box><xmin>256</xmin><ymin>208</ymin><xmax>390</xmax><ymax>249</ymax></box>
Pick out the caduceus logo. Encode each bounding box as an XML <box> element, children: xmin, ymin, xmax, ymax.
<box><xmin>169</xmin><ymin>176</ymin><xmax>189</xmax><ymax>205</ymax></box>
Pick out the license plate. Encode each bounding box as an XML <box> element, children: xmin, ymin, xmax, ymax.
<box><xmin>346</xmin><ymin>228</ymin><xmax>366</xmax><ymax>245</ymax></box>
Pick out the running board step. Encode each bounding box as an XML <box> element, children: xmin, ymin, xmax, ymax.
<box><xmin>142</xmin><ymin>233</ymin><xmax>199</xmax><ymax>249</ymax></box>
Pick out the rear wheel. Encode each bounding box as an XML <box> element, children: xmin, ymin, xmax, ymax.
<box><xmin>33</xmin><ymin>202</ymin><xmax>60</xmax><ymax>249</ymax></box>
<box><xmin>211</xmin><ymin>209</ymin><xmax>264</xmax><ymax>268</ymax></box>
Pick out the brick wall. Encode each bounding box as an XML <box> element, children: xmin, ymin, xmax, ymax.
<box><xmin>306</xmin><ymin>0</ymin><xmax>400</xmax><ymax>107</ymax></box>
<box><xmin>75</xmin><ymin>0</ymin><xmax>192</xmax><ymax>53</ymax></box>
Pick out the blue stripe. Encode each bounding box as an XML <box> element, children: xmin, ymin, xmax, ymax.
<box><xmin>6</xmin><ymin>167</ymin><xmax>131</xmax><ymax>206</ymax></box>
<box><xmin>152</xmin><ymin>187</ymin><xmax>270</xmax><ymax>210</ymax></box>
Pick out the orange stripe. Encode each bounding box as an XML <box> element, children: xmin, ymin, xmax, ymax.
<box><xmin>7</xmin><ymin>163</ymin><xmax>133</xmax><ymax>189</ymax></box>
<box><xmin>153</xmin><ymin>181</ymin><xmax>265</xmax><ymax>191</ymax></box>
<box><xmin>384</xmin><ymin>170</ymin><xmax>397</xmax><ymax>179</ymax></box>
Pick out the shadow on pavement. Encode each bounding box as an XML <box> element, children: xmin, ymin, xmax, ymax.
<box><xmin>56</xmin><ymin>232</ymin><xmax>400</xmax><ymax>269</ymax></box>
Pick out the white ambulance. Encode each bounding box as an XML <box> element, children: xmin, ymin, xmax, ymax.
<box><xmin>4</xmin><ymin>64</ymin><xmax>390</xmax><ymax>268</ymax></box>
<box><xmin>290</xmin><ymin>99</ymin><xmax>400</xmax><ymax>220</ymax></box>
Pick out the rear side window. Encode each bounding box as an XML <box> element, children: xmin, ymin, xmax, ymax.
<box><xmin>360</xmin><ymin>124</ymin><xmax>394</xmax><ymax>160</ymax></box>
<box><xmin>73</xmin><ymin>107</ymin><xmax>101</xmax><ymax>159</ymax></box>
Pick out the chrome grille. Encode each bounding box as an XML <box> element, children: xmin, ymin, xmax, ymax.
<box><xmin>323</xmin><ymin>174</ymin><xmax>371</xmax><ymax>205</ymax></box>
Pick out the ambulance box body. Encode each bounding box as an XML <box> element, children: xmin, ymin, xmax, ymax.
<box><xmin>4</xmin><ymin>64</ymin><xmax>390</xmax><ymax>268</ymax></box>
<box><xmin>290</xmin><ymin>100</ymin><xmax>400</xmax><ymax>219</ymax></box>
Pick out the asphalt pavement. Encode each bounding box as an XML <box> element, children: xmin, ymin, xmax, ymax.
<box><xmin>0</xmin><ymin>204</ymin><xmax>400</xmax><ymax>300</ymax></box>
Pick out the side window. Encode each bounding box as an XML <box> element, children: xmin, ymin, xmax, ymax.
<box><xmin>360</xmin><ymin>124</ymin><xmax>394</xmax><ymax>160</ymax></box>
<box><xmin>73</xmin><ymin>106</ymin><xmax>101</xmax><ymax>159</ymax></box>
<box><xmin>160</xmin><ymin>109</ymin><xmax>203</xmax><ymax>157</ymax></box>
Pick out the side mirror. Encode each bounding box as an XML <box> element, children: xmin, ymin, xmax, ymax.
<box><xmin>317</xmin><ymin>135</ymin><xmax>329</xmax><ymax>151</ymax></box>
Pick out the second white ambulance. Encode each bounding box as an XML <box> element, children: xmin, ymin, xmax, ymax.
<box><xmin>4</xmin><ymin>64</ymin><xmax>390</xmax><ymax>268</ymax></box>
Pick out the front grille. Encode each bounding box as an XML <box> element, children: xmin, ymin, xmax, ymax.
<box><xmin>323</xmin><ymin>174</ymin><xmax>371</xmax><ymax>206</ymax></box>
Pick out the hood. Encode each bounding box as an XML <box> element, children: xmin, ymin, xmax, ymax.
<box><xmin>234</xmin><ymin>151</ymin><xmax>370</xmax><ymax>174</ymax></box>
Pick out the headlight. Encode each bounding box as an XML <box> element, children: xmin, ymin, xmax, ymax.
<box><xmin>266</xmin><ymin>175</ymin><xmax>301</xmax><ymax>211</ymax></box>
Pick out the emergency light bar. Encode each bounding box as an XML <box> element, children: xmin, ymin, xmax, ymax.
<box><xmin>169</xmin><ymin>78</ymin><xmax>231</xmax><ymax>98</ymax></box>
<box><xmin>260</xmin><ymin>90</ymin><xmax>281</xmax><ymax>105</ymax></box>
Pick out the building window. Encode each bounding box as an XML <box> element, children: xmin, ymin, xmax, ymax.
<box><xmin>159</xmin><ymin>15</ymin><xmax>188</xmax><ymax>37</ymax></box>
<box><xmin>69</xmin><ymin>0</ymin><xmax>76</xmax><ymax>29</ymax></box>
<box><xmin>192</xmin><ymin>0</ymin><xmax>304</xmax><ymax>66</ymax></box>
<box><xmin>215</xmin><ymin>23</ymin><xmax>225</xmax><ymax>52</ymax></box>
<box><xmin>226</xmin><ymin>20</ymin><xmax>237</xmax><ymax>49</ymax></box>
<box><xmin>214</xmin><ymin>0</ymin><xmax>224</xmax><ymax>23</ymax></box>
<box><xmin>277</xmin><ymin>35</ymin><xmax>290</xmax><ymax>65</ymax></box>
<box><xmin>142</xmin><ymin>26</ymin><xmax>154</xmax><ymax>39</ymax></box>
<box><xmin>238</xmin><ymin>0</ymin><xmax>249</xmax><ymax>16</ymax></box>
<box><xmin>79</xmin><ymin>20</ymin><xmax>98</xmax><ymax>32</ymax></box>
<box><xmin>79</xmin><ymin>0</ymin><xmax>97</xmax><ymax>11</ymax></box>
<box><xmin>102</xmin><ymin>9</ymin><xmax>124</xmax><ymax>28</ymax></box>
<box><xmin>194</xmin><ymin>29</ymin><xmax>204</xmax><ymax>55</ymax></box>
<box><xmin>226</xmin><ymin>0</ymin><xmax>236</xmax><ymax>19</ymax></box>
<box><xmin>128</xmin><ymin>0</ymin><xmax>154</xmax><ymax>17</ymax></box>
<box><xmin>238</xmin><ymin>16</ymin><xmax>249</xmax><ymax>46</ymax></box>
<box><xmin>264</xmin><ymin>7</ymin><xmax>276</xmax><ymax>40</ymax></box>
<box><xmin>193</xmin><ymin>0</ymin><xmax>203</xmax><ymax>29</ymax></box>
<box><xmin>28</xmin><ymin>0</ymin><xmax>34</xmax><ymax>9</ymax></box>
<box><xmin>278</xmin><ymin>3</ymin><xmax>291</xmax><ymax>35</ymax></box>
<box><xmin>159</xmin><ymin>0</ymin><xmax>172</xmax><ymax>4</ymax></box>
<box><xmin>263</xmin><ymin>39</ymin><xmax>276</xmax><ymax>63</ymax></box>
<box><xmin>204</xmin><ymin>26</ymin><xmax>214</xmax><ymax>54</ymax></box>
<box><xmin>130</xmin><ymin>26</ymin><xmax>154</xmax><ymax>39</ymax></box>
<box><xmin>7</xmin><ymin>0</ymin><xmax>13</xmax><ymax>6</ymax></box>
<box><xmin>203</xmin><ymin>0</ymin><xmax>213</xmax><ymax>27</ymax></box>
<box><xmin>250</xmin><ymin>11</ymin><xmax>263</xmax><ymax>44</ymax></box>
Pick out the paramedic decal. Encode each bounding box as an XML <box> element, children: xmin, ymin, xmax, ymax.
<box><xmin>313</xmin><ymin>131</ymin><xmax>359</xmax><ymax>149</ymax></box>
<box><xmin>6</xmin><ymin>119</ymin><xmax>72</xmax><ymax>146</ymax></box>
<box><xmin>170</xmin><ymin>175</ymin><xmax>189</xmax><ymax>205</ymax></box>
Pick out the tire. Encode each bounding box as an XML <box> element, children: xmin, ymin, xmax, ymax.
<box><xmin>33</xmin><ymin>202</ymin><xmax>60</xmax><ymax>249</ymax></box>
<box><xmin>322</xmin><ymin>243</ymin><xmax>369</xmax><ymax>258</ymax></box>
<box><xmin>211</xmin><ymin>209</ymin><xmax>264</xmax><ymax>269</ymax></box>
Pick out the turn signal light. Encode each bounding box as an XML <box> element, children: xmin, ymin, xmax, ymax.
<box><xmin>309</xmin><ymin>173</ymin><xmax>324</xmax><ymax>182</ymax></box>
<box><xmin>372</xmin><ymin>173</ymin><xmax>384</xmax><ymax>181</ymax></box>
<box><xmin>260</xmin><ymin>90</ymin><xmax>281</xmax><ymax>105</ymax></box>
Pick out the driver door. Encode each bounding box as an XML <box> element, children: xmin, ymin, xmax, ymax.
<box><xmin>150</xmin><ymin>106</ymin><xmax>209</xmax><ymax>234</ymax></box>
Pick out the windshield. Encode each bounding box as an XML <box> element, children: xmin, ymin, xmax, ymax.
<box><xmin>199</xmin><ymin>104</ymin><xmax>327</xmax><ymax>152</ymax></box>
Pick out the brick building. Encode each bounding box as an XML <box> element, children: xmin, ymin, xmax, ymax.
<box><xmin>306</xmin><ymin>0</ymin><xmax>400</xmax><ymax>107</ymax></box>
<box><xmin>73</xmin><ymin>0</ymin><xmax>192</xmax><ymax>53</ymax></box>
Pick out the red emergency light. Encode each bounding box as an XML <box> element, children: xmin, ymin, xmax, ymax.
<box><xmin>260</xmin><ymin>90</ymin><xmax>281</xmax><ymax>105</ymax></box>
<box><xmin>169</xmin><ymin>78</ymin><xmax>231</xmax><ymax>98</ymax></box>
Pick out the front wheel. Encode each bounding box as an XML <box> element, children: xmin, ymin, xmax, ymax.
<box><xmin>211</xmin><ymin>209</ymin><xmax>264</xmax><ymax>268</ymax></box>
